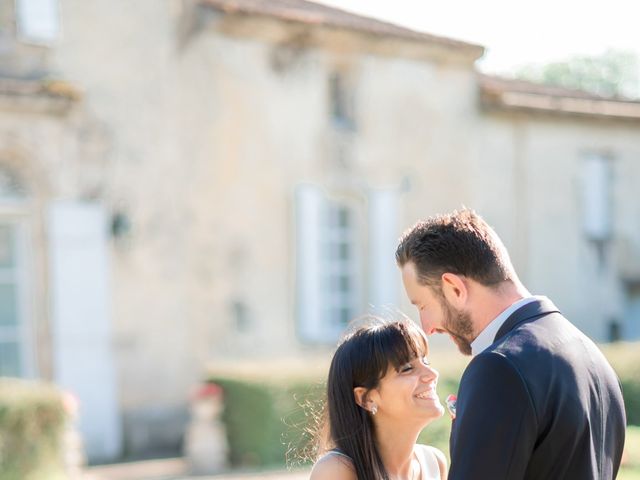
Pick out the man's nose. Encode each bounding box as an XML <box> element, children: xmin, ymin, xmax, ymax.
<box><xmin>419</xmin><ymin>312</ymin><xmax>436</xmax><ymax>335</ymax></box>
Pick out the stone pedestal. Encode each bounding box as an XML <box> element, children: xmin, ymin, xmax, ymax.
<box><xmin>184</xmin><ymin>384</ymin><xmax>228</xmax><ymax>475</ymax></box>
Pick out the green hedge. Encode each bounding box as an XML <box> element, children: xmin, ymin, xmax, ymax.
<box><xmin>0</xmin><ymin>378</ymin><xmax>68</xmax><ymax>480</ymax></box>
<box><xmin>211</xmin><ymin>341</ymin><xmax>640</xmax><ymax>468</ymax></box>
<box><xmin>602</xmin><ymin>343</ymin><xmax>640</xmax><ymax>426</ymax></box>
<box><xmin>209</xmin><ymin>377</ymin><xmax>324</xmax><ymax>467</ymax></box>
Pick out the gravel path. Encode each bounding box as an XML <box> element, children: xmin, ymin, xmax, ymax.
<box><xmin>84</xmin><ymin>458</ymin><xmax>309</xmax><ymax>480</ymax></box>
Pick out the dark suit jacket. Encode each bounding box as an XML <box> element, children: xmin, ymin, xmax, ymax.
<box><xmin>448</xmin><ymin>297</ymin><xmax>626</xmax><ymax>480</ymax></box>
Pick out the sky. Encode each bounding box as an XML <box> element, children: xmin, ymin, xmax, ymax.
<box><xmin>316</xmin><ymin>0</ymin><xmax>640</xmax><ymax>74</ymax></box>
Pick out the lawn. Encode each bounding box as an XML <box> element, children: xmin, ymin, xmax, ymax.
<box><xmin>621</xmin><ymin>426</ymin><xmax>640</xmax><ymax>479</ymax></box>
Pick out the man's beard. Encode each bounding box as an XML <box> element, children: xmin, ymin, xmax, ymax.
<box><xmin>441</xmin><ymin>300</ymin><xmax>474</xmax><ymax>356</ymax></box>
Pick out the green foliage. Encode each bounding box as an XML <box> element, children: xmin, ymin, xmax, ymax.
<box><xmin>417</xmin><ymin>375</ymin><xmax>459</xmax><ymax>456</ymax></box>
<box><xmin>622</xmin><ymin>378</ymin><xmax>640</xmax><ymax>426</ymax></box>
<box><xmin>210</xmin><ymin>377</ymin><xmax>324</xmax><ymax>468</ymax></box>
<box><xmin>212</xmin><ymin>341</ymin><xmax>640</xmax><ymax>469</ymax></box>
<box><xmin>601</xmin><ymin>342</ymin><xmax>640</xmax><ymax>426</ymax></box>
<box><xmin>513</xmin><ymin>49</ymin><xmax>640</xmax><ymax>99</ymax></box>
<box><xmin>0</xmin><ymin>378</ymin><xmax>68</xmax><ymax>480</ymax></box>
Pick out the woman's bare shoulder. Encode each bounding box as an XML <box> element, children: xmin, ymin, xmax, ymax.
<box><xmin>309</xmin><ymin>452</ymin><xmax>357</xmax><ymax>480</ymax></box>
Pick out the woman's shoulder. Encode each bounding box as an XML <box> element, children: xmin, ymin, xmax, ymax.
<box><xmin>415</xmin><ymin>444</ymin><xmax>448</xmax><ymax>480</ymax></box>
<box><xmin>309</xmin><ymin>451</ymin><xmax>357</xmax><ymax>480</ymax></box>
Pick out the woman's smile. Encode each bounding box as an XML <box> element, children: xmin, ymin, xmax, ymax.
<box><xmin>415</xmin><ymin>388</ymin><xmax>439</xmax><ymax>401</ymax></box>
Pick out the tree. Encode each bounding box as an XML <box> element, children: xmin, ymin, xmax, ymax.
<box><xmin>513</xmin><ymin>49</ymin><xmax>640</xmax><ymax>99</ymax></box>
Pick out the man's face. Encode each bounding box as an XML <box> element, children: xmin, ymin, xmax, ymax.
<box><xmin>401</xmin><ymin>262</ymin><xmax>474</xmax><ymax>356</ymax></box>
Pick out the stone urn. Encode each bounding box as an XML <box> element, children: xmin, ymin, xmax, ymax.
<box><xmin>184</xmin><ymin>382</ymin><xmax>228</xmax><ymax>475</ymax></box>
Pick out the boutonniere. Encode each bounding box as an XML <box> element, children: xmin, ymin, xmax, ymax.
<box><xmin>446</xmin><ymin>394</ymin><xmax>457</xmax><ymax>419</ymax></box>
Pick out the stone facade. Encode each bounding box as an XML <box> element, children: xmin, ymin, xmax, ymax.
<box><xmin>0</xmin><ymin>0</ymin><xmax>639</xmax><ymax>461</ymax></box>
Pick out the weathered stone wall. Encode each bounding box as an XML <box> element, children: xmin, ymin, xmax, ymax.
<box><xmin>476</xmin><ymin>112</ymin><xmax>640</xmax><ymax>339</ymax></box>
<box><xmin>3</xmin><ymin>0</ymin><xmax>638</xmax><ymax>458</ymax></box>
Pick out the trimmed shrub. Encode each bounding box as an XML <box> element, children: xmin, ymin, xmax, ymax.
<box><xmin>209</xmin><ymin>377</ymin><xmax>324</xmax><ymax>468</ymax></box>
<box><xmin>417</xmin><ymin>374</ymin><xmax>460</xmax><ymax>455</ymax></box>
<box><xmin>0</xmin><ymin>378</ymin><xmax>68</xmax><ymax>480</ymax></box>
<box><xmin>211</xmin><ymin>341</ymin><xmax>640</xmax><ymax>469</ymax></box>
<box><xmin>601</xmin><ymin>342</ymin><xmax>640</xmax><ymax>426</ymax></box>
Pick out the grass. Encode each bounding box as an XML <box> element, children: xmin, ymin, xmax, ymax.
<box><xmin>621</xmin><ymin>470</ymin><xmax>640</xmax><ymax>480</ymax></box>
<box><xmin>621</xmin><ymin>426</ymin><xmax>640</xmax><ymax>479</ymax></box>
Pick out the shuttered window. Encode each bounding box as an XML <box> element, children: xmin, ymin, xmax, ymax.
<box><xmin>296</xmin><ymin>185</ymin><xmax>400</xmax><ymax>342</ymax></box>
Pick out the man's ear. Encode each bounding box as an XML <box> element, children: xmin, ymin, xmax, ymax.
<box><xmin>441</xmin><ymin>272</ymin><xmax>468</xmax><ymax>308</ymax></box>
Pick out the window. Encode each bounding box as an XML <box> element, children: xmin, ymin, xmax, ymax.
<box><xmin>16</xmin><ymin>0</ymin><xmax>60</xmax><ymax>45</ymax></box>
<box><xmin>295</xmin><ymin>186</ymin><xmax>361</xmax><ymax>342</ymax></box>
<box><xmin>295</xmin><ymin>186</ymin><xmax>402</xmax><ymax>342</ymax></box>
<box><xmin>581</xmin><ymin>153</ymin><xmax>612</xmax><ymax>242</ymax></box>
<box><xmin>624</xmin><ymin>282</ymin><xmax>640</xmax><ymax>341</ymax></box>
<box><xmin>322</xmin><ymin>203</ymin><xmax>358</xmax><ymax>330</ymax></box>
<box><xmin>0</xmin><ymin>222</ymin><xmax>27</xmax><ymax>376</ymax></box>
<box><xmin>329</xmin><ymin>72</ymin><xmax>355</xmax><ymax>130</ymax></box>
<box><xmin>0</xmin><ymin>167</ymin><xmax>30</xmax><ymax>377</ymax></box>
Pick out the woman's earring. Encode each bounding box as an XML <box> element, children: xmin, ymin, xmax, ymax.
<box><xmin>370</xmin><ymin>403</ymin><xmax>378</xmax><ymax>415</ymax></box>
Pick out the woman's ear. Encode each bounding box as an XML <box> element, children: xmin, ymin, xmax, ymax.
<box><xmin>353</xmin><ymin>387</ymin><xmax>378</xmax><ymax>415</ymax></box>
<box><xmin>354</xmin><ymin>387</ymin><xmax>379</xmax><ymax>414</ymax></box>
<box><xmin>353</xmin><ymin>387</ymin><xmax>368</xmax><ymax>409</ymax></box>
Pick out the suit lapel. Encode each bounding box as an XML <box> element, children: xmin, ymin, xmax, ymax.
<box><xmin>494</xmin><ymin>297</ymin><xmax>561</xmax><ymax>343</ymax></box>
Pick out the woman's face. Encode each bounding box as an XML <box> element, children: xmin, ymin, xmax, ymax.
<box><xmin>372</xmin><ymin>355</ymin><xmax>444</xmax><ymax>424</ymax></box>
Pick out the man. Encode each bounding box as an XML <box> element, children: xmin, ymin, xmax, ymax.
<box><xmin>396</xmin><ymin>209</ymin><xmax>626</xmax><ymax>479</ymax></box>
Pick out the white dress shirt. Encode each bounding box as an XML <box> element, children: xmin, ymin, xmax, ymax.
<box><xmin>470</xmin><ymin>296</ymin><xmax>538</xmax><ymax>356</ymax></box>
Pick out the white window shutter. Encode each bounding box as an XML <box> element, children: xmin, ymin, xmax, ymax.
<box><xmin>368</xmin><ymin>188</ymin><xmax>400</xmax><ymax>312</ymax></box>
<box><xmin>48</xmin><ymin>201</ymin><xmax>121</xmax><ymax>462</ymax></box>
<box><xmin>16</xmin><ymin>0</ymin><xmax>60</xmax><ymax>44</ymax></box>
<box><xmin>295</xmin><ymin>185</ymin><xmax>324</xmax><ymax>342</ymax></box>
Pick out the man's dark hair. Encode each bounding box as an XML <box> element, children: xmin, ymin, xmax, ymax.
<box><xmin>395</xmin><ymin>209</ymin><xmax>515</xmax><ymax>288</ymax></box>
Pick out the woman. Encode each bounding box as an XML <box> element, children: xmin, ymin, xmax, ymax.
<box><xmin>310</xmin><ymin>319</ymin><xmax>447</xmax><ymax>480</ymax></box>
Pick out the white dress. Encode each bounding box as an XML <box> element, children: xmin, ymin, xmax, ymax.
<box><xmin>414</xmin><ymin>444</ymin><xmax>443</xmax><ymax>480</ymax></box>
<box><xmin>326</xmin><ymin>444</ymin><xmax>443</xmax><ymax>480</ymax></box>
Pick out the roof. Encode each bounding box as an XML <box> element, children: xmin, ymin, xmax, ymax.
<box><xmin>479</xmin><ymin>74</ymin><xmax>640</xmax><ymax>121</ymax></box>
<box><xmin>199</xmin><ymin>0</ymin><xmax>484</xmax><ymax>56</ymax></box>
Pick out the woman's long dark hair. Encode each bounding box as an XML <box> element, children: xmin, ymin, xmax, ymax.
<box><xmin>320</xmin><ymin>318</ymin><xmax>429</xmax><ymax>480</ymax></box>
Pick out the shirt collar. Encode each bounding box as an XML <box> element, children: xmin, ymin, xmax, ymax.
<box><xmin>470</xmin><ymin>296</ymin><xmax>537</xmax><ymax>355</ymax></box>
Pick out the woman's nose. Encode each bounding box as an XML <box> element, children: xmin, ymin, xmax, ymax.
<box><xmin>420</xmin><ymin>365</ymin><xmax>438</xmax><ymax>382</ymax></box>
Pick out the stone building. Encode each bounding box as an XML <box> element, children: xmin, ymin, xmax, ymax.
<box><xmin>0</xmin><ymin>0</ymin><xmax>639</xmax><ymax>462</ymax></box>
